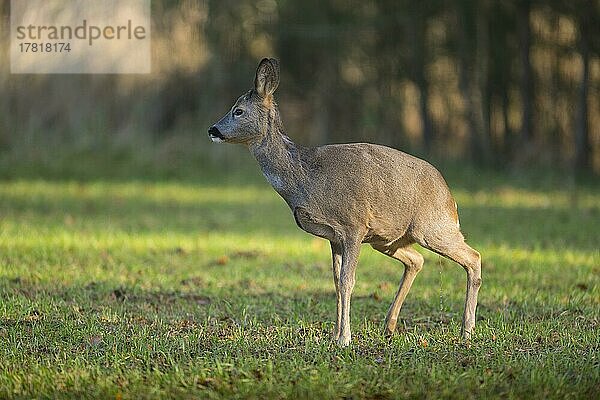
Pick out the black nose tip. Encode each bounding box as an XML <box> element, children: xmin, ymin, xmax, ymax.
<box><xmin>208</xmin><ymin>126</ymin><xmax>224</xmax><ymax>139</ymax></box>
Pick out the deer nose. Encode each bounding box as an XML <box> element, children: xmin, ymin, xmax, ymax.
<box><xmin>208</xmin><ymin>126</ymin><xmax>220</xmax><ymax>136</ymax></box>
<box><xmin>208</xmin><ymin>126</ymin><xmax>225</xmax><ymax>139</ymax></box>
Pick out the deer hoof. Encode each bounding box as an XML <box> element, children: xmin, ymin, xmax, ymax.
<box><xmin>461</xmin><ymin>327</ymin><xmax>473</xmax><ymax>340</ymax></box>
<box><xmin>337</xmin><ymin>335</ymin><xmax>351</xmax><ymax>347</ymax></box>
<box><xmin>384</xmin><ymin>319</ymin><xmax>397</xmax><ymax>336</ymax></box>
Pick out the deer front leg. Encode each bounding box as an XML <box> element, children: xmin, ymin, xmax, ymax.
<box><xmin>293</xmin><ymin>208</ymin><xmax>358</xmax><ymax>345</ymax></box>
<box><xmin>337</xmin><ymin>237</ymin><xmax>362</xmax><ymax>347</ymax></box>
<box><xmin>330</xmin><ymin>242</ymin><xmax>342</xmax><ymax>340</ymax></box>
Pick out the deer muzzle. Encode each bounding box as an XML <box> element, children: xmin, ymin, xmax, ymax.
<box><xmin>208</xmin><ymin>126</ymin><xmax>225</xmax><ymax>142</ymax></box>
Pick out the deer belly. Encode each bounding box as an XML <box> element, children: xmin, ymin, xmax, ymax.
<box><xmin>363</xmin><ymin>213</ymin><xmax>412</xmax><ymax>246</ymax></box>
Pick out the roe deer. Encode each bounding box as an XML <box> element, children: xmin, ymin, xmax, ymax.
<box><xmin>208</xmin><ymin>58</ymin><xmax>481</xmax><ymax>347</ymax></box>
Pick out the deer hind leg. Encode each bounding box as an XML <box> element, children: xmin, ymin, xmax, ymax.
<box><xmin>416</xmin><ymin>230</ymin><xmax>481</xmax><ymax>339</ymax></box>
<box><xmin>372</xmin><ymin>243</ymin><xmax>424</xmax><ymax>335</ymax></box>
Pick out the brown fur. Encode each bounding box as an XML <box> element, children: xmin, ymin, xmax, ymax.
<box><xmin>209</xmin><ymin>58</ymin><xmax>482</xmax><ymax>346</ymax></box>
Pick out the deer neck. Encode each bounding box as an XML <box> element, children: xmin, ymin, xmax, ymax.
<box><xmin>249</xmin><ymin>121</ymin><xmax>308</xmax><ymax>207</ymax></box>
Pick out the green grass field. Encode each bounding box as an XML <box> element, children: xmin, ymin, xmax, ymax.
<box><xmin>0</xmin><ymin>160</ymin><xmax>599</xmax><ymax>399</ymax></box>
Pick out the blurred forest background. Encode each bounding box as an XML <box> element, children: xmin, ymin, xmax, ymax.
<box><xmin>0</xmin><ymin>0</ymin><xmax>598</xmax><ymax>175</ymax></box>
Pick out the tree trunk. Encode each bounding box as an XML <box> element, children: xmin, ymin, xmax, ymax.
<box><xmin>501</xmin><ymin>85</ymin><xmax>511</xmax><ymax>157</ymax></box>
<box><xmin>418</xmin><ymin>78</ymin><xmax>433</xmax><ymax>152</ymax></box>
<box><xmin>407</xmin><ymin>15</ymin><xmax>433</xmax><ymax>152</ymax></box>
<box><xmin>457</xmin><ymin>3</ymin><xmax>481</xmax><ymax>163</ymax></box>
<box><xmin>575</xmin><ymin>23</ymin><xmax>590</xmax><ymax>171</ymax></box>
<box><xmin>549</xmin><ymin>14</ymin><xmax>561</xmax><ymax>160</ymax></box>
<box><xmin>476</xmin><ymin>3</ymin><xmax>492</xmax><ymax>163</ymax></box>
<box><xmin>311</xmin><ymin>61</ymin><xmax>334</xmax><ymax>145</ymax></box>
<box><xmin>517</xmin><ymin>0</ymin><xmax>533</xmax><ymax>144</ymax></box>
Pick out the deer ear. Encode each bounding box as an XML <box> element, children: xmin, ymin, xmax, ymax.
<box><xmin>254</xmin><ymin>58</ymin><xmax>280</xmax><ymax>98</ymax></box>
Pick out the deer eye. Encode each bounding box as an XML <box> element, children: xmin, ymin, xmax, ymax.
<box><xmin>233</xmin><ymin>108</ymin><xmax>244</xmax><ymax>117</ymax></box>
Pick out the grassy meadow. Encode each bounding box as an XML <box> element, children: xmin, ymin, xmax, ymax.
<box><xmin>0</xmin><ymin>153</ymin><xmax>599</xmax><ymax>399</ymax></box>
